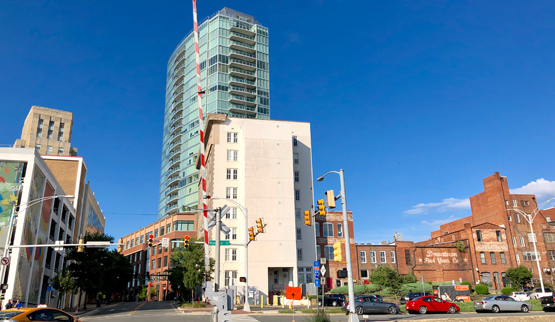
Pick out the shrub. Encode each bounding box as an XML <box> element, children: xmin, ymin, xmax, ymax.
<box><xmin>353</xmin><ymin>285</ymin><xmax>366</xmax><ymax>294</ymax></box>
<box><xmin>329</xmin><ymin>286</ymin><xmax>348</xmax><ymax>294</ymax></box>
<box><xmin>475</xmin><ymin>284</ymin><xmax>489</xmax><ymax>295</ymax></box>
<box><xmin>432</xmin><ymin>281</ymin><xmax>461</xmax><ymax>286</ymax></box>
<box><xmin>402</xmin><ymin>274</ymin><xmax>417</xmax><ymax>284</ymax></box>
<box><xmin>364</xmin><ymin>284</ymin><xmax>380</xmax><ymax>293</ymax></box>
<box><xmin>501</xmin><ymin>287</ymin><xmax>515</xmax><ymax>295</ymax></box>
<box><xmin>305</xmin><ymin>310</ymin><xmax>331</xmax><ymax>322</ymax></box>
<box><xmin>399</xmin><ymin>283</ymin><xmax>433</xmax><ymax>295</ymax></box>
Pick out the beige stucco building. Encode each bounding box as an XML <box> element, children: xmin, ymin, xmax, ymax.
<box><xmin>14</xmin><ymin>106</ymin><xmax>77</xmax><ymax>156</ymax></box>
<box><xmin>199</xmin><ymin>114</ymin><xmax>316</xmax><ymax>300</ymax></box>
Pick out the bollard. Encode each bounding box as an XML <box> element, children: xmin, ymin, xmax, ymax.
<box><xmin>282</xmin><ymin>296</ymin><xmax>285</xmax><ymax>308</ymax></box>
<box><xmin>261</xmin><ymin>295</ymin><xmax>264</xmax><ymax>309</ymax></box>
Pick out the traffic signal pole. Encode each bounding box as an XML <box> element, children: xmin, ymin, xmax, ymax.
<box><xmin>214</xmin><ymin>207</ymin><xmax>221</xmax><ymax>291</ymax></box>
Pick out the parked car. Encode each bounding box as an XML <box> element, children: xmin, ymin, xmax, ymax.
<box><xmin>0</xmin><ymin>307</ymin><xmax>82</xmax><ymax>322</ymax></box>
<box><xmin>406</xmin><ymin>296</ymin><xmax>459</xmax><ymax>314</ymax></box>
<box><xmin>343</xmin><ymin>295</ymin><xmax>399</xmax><ymax>315</ymax></box>
<box><xmin>529</xmin><ymin>287</ymin><xmax>553</xmax><ymax>299</ymax></box>
<box><xmin>539</xmin><ymin>295</ymin><xmax>555</xmax><ymax>311</ymax></box>
<box><xmin>318</xmin><ymin>293</ymin><xmax>346</xmax><ymax>307</ymax></box>
<box><xmin>400</xmin><ymin>292</ymin><xmax>432</xmax><ymax>305</ymax></box>
<box><xmin>474</xmin><ymin>295</ymin><xmax>531</xmax><ymax>313</ymax></box>
<box><xmin>511</xmin><ymin>291</ymin><xmax>530</xmax><ymax>301</ymax></box>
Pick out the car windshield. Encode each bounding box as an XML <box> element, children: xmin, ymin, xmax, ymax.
<box><xmin>0</xmin><ymin>311</ymin><xmax>23</xmax><ymax>318</ymax></box>
<box><xmin>483</xmin><ymin>296</ymin><xmax>495</xmax><ymax>300</ymax></box>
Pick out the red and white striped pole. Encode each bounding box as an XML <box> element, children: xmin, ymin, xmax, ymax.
<box><xmin>192</xmin><ymin>0</ymin><xmax>210</xmax><ymax>277</ymax></box>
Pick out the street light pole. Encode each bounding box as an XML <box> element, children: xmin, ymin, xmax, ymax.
<box><xmin>507</xmin><ymin>197</ymin><xmax>555</xmax><ymax>295</ymax></box>
<box><xmin>205</xmin><ymin>197</ymin><xmax>250</xmax><ymax>312</ymax></box>
<box><xmin>317</xmin><ymin>169</ymin><xmax>359</xmax><ymax>322</ymax></box>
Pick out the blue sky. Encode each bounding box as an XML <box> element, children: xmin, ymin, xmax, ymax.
<box><xmin>2</xmin><ymin>1</ymin><xmax>555</xmax><ymax>244</ymax></box>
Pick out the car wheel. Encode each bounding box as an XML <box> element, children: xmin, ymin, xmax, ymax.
<box><xmin>448</xmin><ymin>306</ymin><xmax>456</xmax><ymax>314</ymax></box>
<box><xmin>419</xmin><ymin>306</ymin><xmax>427</xmax><ymax>314</ymax></box>
<box><xmin>332</xmin><ymin>300</ymin><xmax>338</xmax><ymax>307</ymax></box>
<box><xmin>356</xmin><ymin>306</ymin><xmax>364</xmax><ymax>315</ymax></box>
<box><xmin>492</xmin><ymin>305</ymin><xmax>500</xmax><ymax>313</ymax></box>
<box><xmin>388</xmin><ymin>306</ymin><xmax>397</xmax><ymax>314</ymax></box>
<box><xmin>521</xmin><ymin>305</ymin><xmax>529</xmax><ymax>313</ymax></box>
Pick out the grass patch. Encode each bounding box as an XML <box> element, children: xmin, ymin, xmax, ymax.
<box><xmin>180</xmin><ymin>302</ymin><xmax>206</xmax><ymax>308</ymax></box>
<box><xmin>278</xmin><ymin>308</ymin><xmax>344</xmax><ymax>314</ymax></box>
<box><xmin>527</xmin><ymin>299</ymin><xmax>542</xmax><ymax>311</ymax></box>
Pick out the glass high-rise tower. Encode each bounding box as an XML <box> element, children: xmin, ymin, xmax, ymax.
<box><xmin>159</xmin><ymin>8</ymin><xmax>270</xmax><ymax>218</ymax></box>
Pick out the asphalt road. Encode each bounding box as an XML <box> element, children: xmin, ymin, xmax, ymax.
<box><xmin>79</xmin><ymin>301</ymin><xmax>555</xmax><ymax>322</ymax></box>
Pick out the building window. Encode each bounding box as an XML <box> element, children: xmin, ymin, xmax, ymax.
<box><xmin>164</xmin><ymin>256</ymin><xmax>168</xmax><ymax>267</ymax></box>
<box><xmin>225</xmin><ymin>207</ymin><xmax>238</xmax><ymax>219</ymax></box>
<box><xmin>315</xmin><ymin>222</ymin><xmax>320</xmax><ymax>237</ymax></box>
<box><xmin>515</xmin><ymin>213</ymin><xmax>520</xmax><ymax>223</ymax></box>
<box><xmin>323</xmin><ymin>223</ymin><xmax>333</xmax><ymax>237</ymax></box>
<box><xmin>226</xmin><ymin>169</ymin><xmax>238</xmax><ymax>180</ymax></box>
<box><xmin>227</xmin><ymin>150</ymin><xmax>238</xmax><ymax>161</ymax></box>
<box><xmin>46</xmin><ymin>146</ymin><xmax>53</xmax><ymax>154</ymax></box>
<box><xmin>391</xmin><ymin>251</ymin><xmax>396</xmax><ymax>263</ymax></box>
<box><xmin>296</xmin><ymin>228</ymin><xmax>301</xmax><ymax>240</ymax></box>
<box><xmin>225</xmin><ymin>270</ymin><xmax>237</xmax><ymax>287</ymax></box>
<box><xmin>520</xmin><ymin>237</ymin><xmax>525</xmax><ymax>247</ymax></box>
<box><xmin>35</xmin><ymin>144</ymin><xmax>41</xmax><ymax>151</ymax></box>
<box><xmin>522</xmin><ymin>251</ymin><xmax>540</xmax><ymax>261</ymax></box>
<box><xmin>521</xmin><ymin>200</ymin><xmax>530</xmax><ymax>206</ymax></box>
<box><xmin>360</xmin><ymin>270</ymin><xmax>369</xmax><ymax>279</ymax></box>
<box><xmin>516</xmin><ymin>253</ymin><xmax>520</xmax><ymax>264</ymax></box>
<box><xmin>316</xmin><ymin>245</ymin><xmax>321</xmax><ymax>258</ymax></box>
<box><xmin>505</xmin><ymin>200</ymin><xmax>509</xmax><ymax>206</ymax></box>
<box><xmin>157</xmin><ymin>258</ymin><xmax>161</xmax><ymax>268</ymax></box>
<box><xmin>360</xmin><ymin>251</ymin><xmax>367</xmax><ymax>263</ymax></box>
<box><xmin>294</xmin><ymin>171</ymin><xmax>299</xmax><ymax>182</ymax></box>
<box><xmin>226</xmin><ymin>187</ymin><xmax>238</xmax><ymax>199</ymax></box>
<box><xmin>512</xmin><ymin>200</ymin><xmax>517</xmax><ymax>207</ymax></box>
<box><xmin>547</xmin><ymin>216</ymin><xmax>552</xmax><ymax>223</ymax></box>
<box><xmin>527</xmin><ymin>233</ymin><xmax>537</xmax><ymax>242</ymax></box>
<box><xmin>548</xmin><ymin>250</ymin><xmax>555</xmax><ymax>261</ymax></box>
<box><xmin>297</xmin><ymin>248</ymin><xmax>303</xmax><ymax>261</ymax></box>
<box><xmin>227</xmin><ymin>132</ymin><xmax>238</xmax><ymax>143</ymax></box>
<box><xmin>292</xmin><ymin>136</ymin><xmax>298</xmax><ymax>147</ymax></box>
<box><xmin>337</xmin><ymin>223</ymin><xmax>343</xmax><ymax>237</ymax></box>
<box><xmin>480</xmin><ymin>252</ymin><xmax>486</xmax><ymax>264</ymax></box>
<box><xmin>295</xmin><ymin>190</ymin><xmax>300</xmax><ymax>201</ymax></box>
<box><xmin>47</xmin><ymin>121</ymin><xmax>54</xmax><ymax>139</ymax></box>
<box><xmin>141</xmin><ymin>235</ymin><xmax>144</xmax><ymax>244</ymax></box>
<box><xmin>131</xmin><ymin>240</ymin><xmax>134</xmax><ymax>248</ymax></box>
<box><xmin>225</xmin><ymin>227</ymin><xmax>238</xmax><ymax>240</ymax></box>
<box><xmin>495</xmin><ymin>231</ymin><xmax>502</xmax><ymax>242</ymax></box>
<box><xmin>57</xmin><ymin>148</ymin><xmax>64</xmax><ymax>155</ymax></box>
<box><xmin>58</xmin><ymin>123</ymin><xmax>64</xmax><ymax>141</ymax></box>
<box><xmin>160</xmin><ymin>227</ymin><xmax>164</xmax><ymax>236</ymax></box>
<box><xmin>151</xmin><ymin>259</ymin><xmax>155</xmax><ymax>270</ymax></box>
<box><xmin>324</xmin><ymin>245</ymin><xmax>334</xmax><ymax>260</ymax></box>
<box><xmin>36</xmin><ymin>119</ymin><xmax>43</xmax><ymax>137</ymax></box>
<box><xmin>172</xmin><ymin>221</ymin><xmax>194</xmax><ymax>231</ymax></box>
<box><xmin>295</xmin><ymin>208</ymin><xmax>301</xmax><ymax>220</ymax></box>
<box><xmin>490</xmin><ymin>252</ymin><xmax>496</xmax><ymax>264</ymax></box>
<box><xmin>545</xmin><ymin>233</ymin><xmax>555</xmax><ymax>242</ymax></box>
<box><xmin>476</xmin><ymin>230</ymin><xmax>482</xmax><ymax>242</ymax></box>
<box><xmin>512</xmin><ymin>237</ymin><xmax>517</xmax><ymax>246</ymax></box>
<box><xmin>293</xmin><ymin>153</ymin><xmax>299</xmax><ymax>164</ymax></box>
<box><xmin>370</xmin><ymin>251</ymin><xmax>376</xmax><ymax>263</ymax></box>
<box><xmin>405</xmin><ymin>249</ymin><xmax>412</xmax><ymax>265</ymax></box>
<box><xmin>508</xmin><ymin>215</ymin><xmax>512</xmax><ymax>221</ymax></box>
<box><xmin>155</xmin><ymin>229</ymin><xmax>159</xmax><ymax>238</ymax></box>
<box><xmin>167</xmin><ymin>224</ymin><xmax>171</xmax><ymax>234</ymax></box>
<box><xmin>500</xmin><ymin>252</ymin><xmax>506</xmax><ymax>264</ymax></box>
<box><xmin>380</xmin><ymin>251</ymin><xmax>386</xmax><ymax>263</ymax></box>
<box><xmin>225</xmin><ymin>249</ymin><xmax>237</xmax><ymax>261</ymax></box>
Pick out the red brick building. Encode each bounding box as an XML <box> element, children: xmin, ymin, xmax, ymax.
<box><xmin>119</xmin><ymin>212</ymin><xmax>198</xmax><ymax>300</ymax></box>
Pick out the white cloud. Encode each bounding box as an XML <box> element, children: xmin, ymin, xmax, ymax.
<box><xmin>511</xmin><ymin>178</ymin><xmax>555</xmax><ymax>205</ymax></box>
<box><xmin>404</xmin><ymin>198</ymin><xmax>470</xmax><ymax>215</ymax></box>
<box><xmin>421</xmin><ymin>215</ymin><xmax>460</xmax><ymax>228</ymax></box>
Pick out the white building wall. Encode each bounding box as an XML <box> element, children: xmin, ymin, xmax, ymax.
<box><xmin>206</xmin><ymin>116</ymin><xmax>315</xmax><ymax>298</ymax></box>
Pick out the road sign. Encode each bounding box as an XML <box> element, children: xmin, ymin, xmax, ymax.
<box><xmin>209</xmin><ymin>240</ymin><xmax>231</xmax><ymax>246</ymax></box>
<box><xmin>314</xmin><ymin>261</ymin><xmax>320</xmax><ymax>267</ymax></box>
<box><xmin>315</xmin><ymin>278</ymin><xmax>320</xmax><ymax>287</ymax></box>
<box><xmin>314</xmin><ymin>270</ymin><xmax>320</xmax><ymax>279</ymax></box>
<box><xmin>162</xmin><ymin>238</ymin><xmax>169</xmax><ymax>248</ymax></box>
<box><xmin>320</xmin><ymin>266</ymin><xmax>327</xmax><ymax>276</ymax></box>
<box><xmin>1</xmin><ymin>257</ymin><xmax>9</xmax><ymax>266</ymax></box>
<box><xmin>163</xmin><ymin>286</ymin><xmax>167</xmax><ymax>290</ymax></box>
<box><xmin>47</xmin><ymin>286</ymin><xmax>53</xmax><ymax>291</ymax></box>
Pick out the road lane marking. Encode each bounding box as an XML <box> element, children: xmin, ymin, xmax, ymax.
<box><xmin>128</xmin><ymin>301</ymin><xmax>147</xmax><ymax>315</ymax></box>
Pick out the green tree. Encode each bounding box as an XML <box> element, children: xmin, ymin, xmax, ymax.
<box><xmin>149</xmin><ymin>287</ymin><xmax>158</xmax><ymax>300</ymax></box>
<box><xmin>168</xmin><ymin>238</ymin><xmax>213</xmax><ymax>302</ymax></box>
<box><xmin>52</xmin><ymin>268</ymin><xmax>76</xmax><ymax>309</ymax></box>
<box><xmin>369</xmin><ymin>266</ymin><xmax>401</xmax><ymax>290</ymax></box>
<box><xmin>506</xmin><ymin>266</ymin><xmax>533</xmax><ymax>290</ymax></box>
<box><xmin>401</xmin><ymin>274</ymin><xmax>417</xmax><ymax>284</ymax></box>
<box><xmin>138</xmin><ymin>286</ymin><xmax>148</xmax><ymax>301</ymax></box>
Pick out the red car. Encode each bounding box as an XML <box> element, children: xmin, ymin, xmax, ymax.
<box><xmin>406</xmin><ymin>296</ymin><xmax>460</xmax><ymax>314</ymax></box>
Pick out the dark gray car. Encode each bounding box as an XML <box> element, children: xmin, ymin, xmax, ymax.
<box><xmin>343</xmin><ymin>295</ymin><xmax>399</xmax><ymax>315</ymax></box>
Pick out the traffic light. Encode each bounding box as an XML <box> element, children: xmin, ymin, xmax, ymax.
<box><xmin>148</xmin><ymin>234</ymin><xmax>153</xmax><ymax>247</ymax></box>
<box><xmin>333</xmin><ymin>241</ymin><xmax>343</xmax><ymax>262</ymax></box>
<box><xmin>184</xmin><ymin>235</ymin><xmax>190</xmax><ymax>249</ymax></box>
<box><xmin>304</xmin><ymin>210</ymin><xmax>311</xmax><ymax>226</ymax></box>
<box><xmin>256</xmin><ymin>218</ymin><xmax>264</xmax><ymax>233</ymax></box>
<box><xmin>117</xmin><ymin>238</ymin><xmax>123</xmax><ymax>252</ymax></box>
<box><xmin>325</xmin><ymin>190</ymin><xmax>336</xmax><ymax>209</ymax></box>
<box><xmin>77</xmin><ymin>238</ymin><xmax>85</xmax><ymax>253</ymax></box>
<box><xmin>248</xmin><ymin>227</ymin><xmax>255</xmax><ymax>241</ymax></box>
<box><xmin>317</xmin><ymin>199</ymin><xmax>326</xmax><ymax>216</ymax></box>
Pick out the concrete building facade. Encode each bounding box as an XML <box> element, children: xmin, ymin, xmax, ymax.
<box><xmin>200</xmin><ymin>114</ymin><xmax>315</xmax><ymax>299</ymax></box>
<box><xmin>14</xmin><ymin>106</ymin><xmax>77</xmax><ymax>156</ymax></box>
<box><xmin>159</xmin><ymin>8</ymin><xmax>270</xmax><ymax>218</ymax></box>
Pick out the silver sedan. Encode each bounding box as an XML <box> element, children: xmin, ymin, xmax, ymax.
<box><xmin>474</xmin><ymin>295</ymin><xmax>531</xmax><ymax>313</ymax></box>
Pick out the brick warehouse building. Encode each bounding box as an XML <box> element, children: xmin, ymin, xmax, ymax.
<box><xmin>348</xmin><ymin>172</ymin><xmax>555</xmax><ymax>291</ymax></box>
<box><xmin>119</xmin><ymin>212</ymin><xmax>197</xmax><ymax>301</ymax></box>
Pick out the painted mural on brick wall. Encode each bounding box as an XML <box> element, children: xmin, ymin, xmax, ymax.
<box><xmin>0</xmin><ymin>162</ymin><xmax>25</xmax><ymax>254</ymax></box>
<box><xmin>14</xmin><ymin>165</ymin><xmax>45</xmax><ymax>302</ymax></box>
